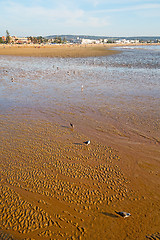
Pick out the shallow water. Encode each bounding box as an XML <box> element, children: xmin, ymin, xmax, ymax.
<box><xmin>0</xmin><ymin>46</ymin><xmax>160</xmax><ymax>115</ymax></box>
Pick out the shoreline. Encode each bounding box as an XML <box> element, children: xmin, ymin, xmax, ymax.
<box><xmin>0</xmin><ymin>43</ymin><xmax>159</xmax><ymax>58</ymax></box>
<box><xmin>0</xmin><ymin>44</ymin><xmax>160</xmax><ymax>240</ymax></box>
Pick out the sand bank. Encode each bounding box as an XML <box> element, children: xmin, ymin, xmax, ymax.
<box><xmin>0</xmin><ymin>44</ymin><xmax>119</xmax><ymax>58</ymax></box>
<box><xmin>0</xmin><ymin>43</ymin><xmax>159</xmax><ymax>58</ymax></box>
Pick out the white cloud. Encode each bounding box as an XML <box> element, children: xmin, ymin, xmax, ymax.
<box><xmin>92</xmin><ymin>3</ymin><xmax>160</xmax><ymax>13</ymax></box>
<box><xmin>85</xmin><ymin>16</ymin><xmax>110</xmax><ymax>28</ymax></box>
<box><xmin>85</xmin><ymin>0</ymin><xmax>155</xmax><ymax>6</ymax></box>
<box><xmin>66</xmin><ymin>16</ymin><xmax>110</xmax><ymax>30</ymax></box>
<box><xmin>0</xmin><ymin>1</ymin><xmax>110</xmax><ymax>35</ymax></box>
<box><xmin>0</xmin><ymin>0</ymin><xmax>159</xmax><ymax>36</ymax></box>
<box><xmin>3</xmin><ymin>2</ymin><xmax>82</xmax><ymax>20</ymax></box>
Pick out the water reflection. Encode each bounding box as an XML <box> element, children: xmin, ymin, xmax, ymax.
<box><xmin>0</xmin><ymin>47</ymin><xmax>160</xmax><ymax>114</ymax></box>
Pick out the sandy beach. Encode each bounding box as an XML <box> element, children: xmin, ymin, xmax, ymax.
<box><xmin>0</xmin><ymin>46</ymin><xmax>160</xmax><ymax>240</ymax></box>
<box><xmin>0</xmin><ymin>44</ymin><xmax>119</xmax><ymax>58</ymax></box>
<box><xmin>0</xmin><ymin>43</ymin><xmax>159</xmax><ymax>58</ymax></box>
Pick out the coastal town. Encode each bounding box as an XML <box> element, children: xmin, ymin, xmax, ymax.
<box><xmin>0</xmin><ymin>31</ymin><xmax>160</xmax><ymax>45</ymax></box>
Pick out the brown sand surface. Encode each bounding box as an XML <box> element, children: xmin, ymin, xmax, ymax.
<box><xmin>0</xmin><ymin>44</ymin><xmax>118</xmax><ymax>58</ymax></box>
<box><xmin>0</xmin><ymin>43</ymin><xmax>159</xmax><ymax>58</ymax></box>
<box><xmin>1</xmin><ymin>106</ymin><xmax>160</xmax><ymax>240</ymax></box>
<box><xmin>0</xmin><ymin>53</ymin><xmax>160</xmax><ymax>240</ymax></box>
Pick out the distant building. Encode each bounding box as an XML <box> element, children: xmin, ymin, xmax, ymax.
<box><xmin>115</xmin><ymin>39</ymin><xmax>130</xmax><ymax>44</ymax></box>
<box><xmin>9</xmin><ymin>36</ymin><xmax>29</xmax><ymax>44</ymax></box>
<box><xmin>115</xmin><ymin>39</ymin><xmax>140</xmax><ymax>44</ymax></box>
<box><xmin>81</xmin><ymin>39</ymin><xmax>101</xmax><ymax>44</ymax></box>
<box><xmin>81</xmin><ymin>38</ymin><xmax>109</xmax><ymax>44</ymax></box>
<box><xmin>130</xmin><ymin>40</ymin><xmax>140</xmax><ymax>44</ymax></box>
<box><xmin>103</xmin><ymin>39</ymin><xmax>108</xmax><ymax>43</ymax></box>
<box><xmin>2</xmin><ymin>36</ymin><xmax>6</xmax><ymax>42</ymax></box>
<box><xmin>16</xmin><ymin>37</ymin><xmax>28</xmax><ymax>44</ymax></box>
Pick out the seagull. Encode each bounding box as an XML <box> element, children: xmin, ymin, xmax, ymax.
<box><xmin>84</xmin><ymin>140</ymin><xmax>90</xmax><ymax>145</ymax></box>
<box><xmin>115</xmin><ymin>211</ymin><xmax>131</xmax><ymax>218</ymax></box>
<box><xmin>70</xmin><ymin>123</ymin><xmax>74</xmax><ymax>128</ymax></box>
<box><xmin>81</xmin><ymin>85</ymin><xmax>83</xmax><ymax>91</ymax></box>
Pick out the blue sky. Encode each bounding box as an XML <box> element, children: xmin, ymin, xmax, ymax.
<box><xmin>0</xmin><ymin>0</ymin><xmax>160</xmax><ymax>37</ymax></box>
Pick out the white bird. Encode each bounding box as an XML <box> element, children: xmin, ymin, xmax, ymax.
<box><xmin>115</xmin><ymin>211</ymin><xmax>131</xmax><ymax>218</ymax></box>
<box><xmin>84</xmin><ymin>140</ymin><xmax>90</xmax><ymax>145</ymax></box>
<box><xmin>81</xmin><ymin>85</ymin><xmax>83</xmax><ymax>91</ymax></box>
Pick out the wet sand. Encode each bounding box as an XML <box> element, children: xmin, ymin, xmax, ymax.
<box><xmin>0</xmin><ymin>51</ymin><xmax>160</xmax><ymax>240</ymax></box>
<box><xmin>0</xmin><ymin>107</ymin><xmax>160</xmax><ymax>240</ymax></box>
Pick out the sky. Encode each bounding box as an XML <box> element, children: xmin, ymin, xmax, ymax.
<box><xmin>0</xmin><ymin>0</ymin><xmax>160</xmax><ymax>37</ymax></box>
